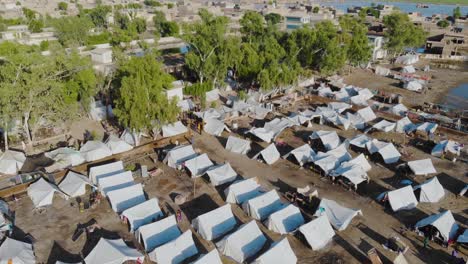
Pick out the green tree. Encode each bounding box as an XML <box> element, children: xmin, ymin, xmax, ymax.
<box><xmin>313</xmin><ymin>6</ymin><xmax>319</xmax><ymax>13</ymax></box>
<box><xmin>58</xmin><ymin>2</ymin><xmax>68</xmax><ymax>11</ymax></box>
<box><xmin>240</xmin><ymin>11</ymin><xmax>264</xmax><ymax>43</ymax></box>
<box><xmin>53</xmin><ymin>16</ymin><xmax>93</xmax><ymax>46</ymax></box>
<box><xmin>453</xmin><ymin>7</ymin><xmax>461</xmax><ymax>19</ymax></box>
<box><xmin>28</xmin><ymin>18</ymin><xmax>44</xmax><ymax>33</ymax></box>
<box><xmin>437</xmin><ymin>20</ymin><xmax>450</xmax><ymax>28</ymax></box>
<box><xmin>383</xmin><ymin>12</ymin><xmax>427</xmax><ymax>55</ymax></box>
<box><xmin>160</xmin><ymin>21</ymin><xmax>179</xmax><ymax>37</ymax></box>
<box><xmin>133</xmin><ymin>17</ymin><xmax>147</xmax><ymax>34</ymax></box>
<box><xmin>144</xmin><ymin>0</ymin><xmax>161</xmax><ymax>7</ymax></box>
<box><xmin>22</xmin><ymin>7</ymin><xmax>36</xmax><ymax>20</ymax></box>
<box><xmin>83</xmin><ymin>5</ymin><xmax>112</xmax><ymax>28</ymax></box>
<box><xmin>167</xmin><ymin>3</ymin><xmax>174</xmax><ymax>9</ymax></box>
<box><xmin>264</xmin><ymin>13</ymin><xmax>282</xmax><ymax>25</ymax></box>
<box><xmin>339</xmin><ymin>16</ymin><xmax>372</xmax><ymax>66</ymax></box>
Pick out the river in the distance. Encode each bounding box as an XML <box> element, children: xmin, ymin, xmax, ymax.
<box><xmin>443</xmin><ymin>83</ymin><xmax>468</xmax><ymax>110</ymax></box>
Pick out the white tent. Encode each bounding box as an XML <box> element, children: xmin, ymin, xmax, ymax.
<box><xmin>137</xmin><ymin>215</ymin><xmax>181</xmax><ymax>252</ymax></box>
<box><xmin>0</xmin><ymin>150</ymin><xmax>26</xmax><ymax>175</ymax></box>
<box><xmin>415</xmin><ymin>210</ymin><xmax>459</xmax><ymax>242</ymax></box>
<box><xmin>89</xmin><ymin>161</ymin><xmax>124</xmax><ymax>184</ymax></box>
<box><xmin>107</xmin><ymin>183</ymin><xmax>146</xmax><ymax>213</ymax></box>
<box><xmin>79</xmin><ymin>141</ymin><xmax>112</xmax><ymax>162</ymax></box>
<box><xmin>310</xmin><ymin>130</ymin><xmax>341</xmax><ymax>150</ymax></box>
<box><xmin>266</xmin><ymin>204</ymin><xmax>304</xmax><ymax>234</ymax></box>
<box><xmin>330</xmin><ymin>154</ymin><xmax>371</xmax><ymax>186</ymax></box>
<box><xmin>204</xmin><ymin>118</ymin><xmax>231</xmax><ymax>136</ymax></box>
<box><xmin>177</xmin><ymin>99</ymin><xmax>195</xmax><ymax>112</ymax></box>
<box><xmin>205</xmin><ymin>163</ymin><xmax>237</xmax><ymax>186</ymax></box>
<box><xmin>387</xmin><ymin>185</ymin><xmax>418</xmax><ymax>211</ymax></box>
<box><xmin>416</xmin><ymin>122</ymin><xmax>438</xmax><ymax>134</ymax></box>
<box><xmin>105</xmin><ymin>135</ymin><xmax>133</xmax><ymax>155</ymax></box>
<box><xmin>413</xmin><ymin>177</ymin><xmax>445</xmax><ymax>203</ymax></box>
<box><xmin>58</xmin><ymin>171</ymin><xmax>94</xmax><ymax>197</ymax></box>
<box><xmin>460</xmin><ymin>185</ymin><xmax>468</xmax><ymax>196</ymax></box>
<box><xmin>242</xmin><ymin>190</ymin><xmax>286</xmax><ymax>221</ymax></box>
<box><xmin>328</xmin><ymin>102</ymin><xmax>351</xmax><ymax>113</ymax></box>
<box><xmin>349</xmin><ymin>134</ymin><xmax>372</xmax><ymax>149</ymax></box>
<box><xmin>346</xmin><ymin>112</ymin><xmax>366</xmax><ymax>130</ymax></box>
<box><xmin>225</xmin><ymin>136</ymin><xmax>251</xmax><ymax>155</ymax></box>
<box><xmin>253</xmin><ymin>144</ymin><xmax>280</xmax><ymax>165</ymax></box>
<box><xmin>195</xmin><ymin>108</ymin><xmax>223</xmax><ymax>121</ymax></box>
<box><xmin>314</xmin><ymin>198</ymin><xmax>362</xmax><ymax>231</ymax></box>
<box><xmin>313</xmin><ymin>143</ymin><xmax>352</xmax><ymax>175</ymax></box>
<box><xmin>164</xmin><ymin>145</ymin><xmax>197</xmax><ymax>169</ymax></box>
<box><xmin>206</xmin><ymin>89</ymin><xmax>220</xmax><ymax>102</ymax></box>
<box><xmin>248</xmin><ymin>127</ymin><xmax>275</xmax><ymax>143</ymax></box>
<box><xmin>375</xmin><ymin>66</ymin><xmax>391</xmax><ymax>76</ymax></box>
<box><xmin>97</xmin><ymin>170</ymin><xmax>134</xmax><ymax>196</ymax></box>
<box><xmin>391</xmin><ymin>104</ymin><xmax>408</xmax><ymax>117</ymax></box>
<box><xmin>161</xmin><ymin>121</ymin><xmax>188</xmax><ymax>138</ymax></box>
<box><xmin>404</xmin><ymin>80</ymin><xmax>423</xmax><ymax>92</ymax></box>
<box><xmin>184</xmin><ymin>154</ymin><xmax>214</xmax><ymax>177</ymax></box>
<box><xmin>252</xmin><ymin>238</ymin><xmax>297</xmax><ymax>264</ymax></box>
<box><xmin>192</xmin><ymin>204</ymin><xmax>237</xmax><ymax>241</ymax></box>
<box><xmin>225</xmin><ymin>178</ymin><xmax>263</xmax><ymax>204</ymax></box>
<box><xmin>249</xmin><ymin>118</ymin><xmax>295</xmax><ymax>143</ymax></box>
<box><xmin>192</xmin><ymin>250</ymin><xmax>222</xmax><ymax>264</ymax></box>
<box><xmin>217</xmin><ymin>220</ymin><xmax>266</xmax><ymax>263</ymax></box>
<box><xmin>121</xmin><ymin>198</ymin><xmax>164</xmax><ymax>232</ymax></box>
<box><xmin>120</xmin><ymin>129</ymin><xmax>141</xmax><ymax>147</ymax></box>
<box><xmin>299</xmin><ymin>215</ymin><xmax>335</xmax><ymax>250</ymax></box>
<box><xmin>318</xmin><ymin>87</ymin><xmax>333</xmax><ymax>97</ymax></box>
<box><xmin>0</xmin><ymin>237</ymin><xmax>35</xmax><ymax>264</ymax></box>
<box><xmin>407</xmin><ymin>159</ymin><xmax>436</xmax><ymax>176</ymax></box>
<box><xmin>395</xmin><ymin>54</ymin><xmax>418</xmax><ymax>65</ymax></box>
<box><xmin>372</xmin><ymin>120</ymin><xmax>396</xmax><ymax>132</ymax></box>
<box><xmin>431</xmin><ymin>140</ymin><xmax>462</xmax><ymax>157</ymax></box>
<box><xmin>457</xmin><ymin>229</ymin><xmax>468</xmax><ymax>243</ymax></box>
<box><xmin>395</xmin><ymin>117</ymin><xmax>417</xmax><ymax>134</ymax></box>
<box><xmin>283</xmin><ymin>144</ymin><xmax>316</xmax><ymax>166</ymax></box>
<box><xmin>45</xmin><ymin>147</ymin><xmax>85</xmax><ymax>169</ymax></box>
<box><xmin>253</xmin><ymin>106</ymin><xmax>271</xmax><ymax>120</ymax></box>
<box><xmin>350</xmin><ymin>95</ymin><xmax>369</xmax><ymax>106</ymax></box>
<box><xmin>84</xmin><ymin>238</ymin><xmax>144</xmax><ymax>264</ymax></box>
<box><xmin>401</xmin><ymin>65</ymin><xmax>416</xmax><ymax>73</ymax></box>
<box><xmin>150</xmin><ymin>230</ymin><xmax>198</xmax><ymax>264</ymax></box>
<box><xmin>356</xmin><ymin>106</ymin><xmax>377</xmax><ymax>123</ymax></box>
<box><xmin>27</xmin><ymin>178</ymin><xmax>68</xmax><ymax>208</ymax></box>
<box><xmin>366</xmin><ymin>139</ymin><xmax>401</xmax><ymax>164</ymax></box>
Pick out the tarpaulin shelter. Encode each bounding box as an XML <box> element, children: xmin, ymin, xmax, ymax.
<box><xmin>395</xmin><ymin>117</ymin><xmax>417</xmax><ymax>134</ymax></box>
<box><xmin>314</xmin><ymin>143</ymin><xmax>352</xmax><ymax>175</ymax></box>
<box><xmin>195</xmin><ymin>108</ymin><xmax>223</xmax><ymax>121</ymax></box>
<box><xmin>45</xmin><ymin>147</ymin><xmax>85</xmax><ymax>170</ymax></box>
<box><xmin>242</xmin><ymin>190</ymin><xmax>286</xmax><ymax>221</ymax></box>
<box><xmin>253</xmin><ymin>144</ymin><xmax>280</xmax><ymax>165</ymax></box>
<box><xmin>349</xmin><ymin>134</ymin><xmax>372</xmax><ymax>149</ymax></box>
<box><xmin>225</xmin><ymin>136</ymin><xmax>251</xmax><ymax>155</ymax></box>
<box><xmin>58</xmin><ymin>171</ymin><xmax>94</xmax><ymax>197</ymax></box>
<box><xmin>192</xmin><ymin>204</ymin><xmax>237</xmax><ymax>241</ymax></box>
<box><xmin>252</xmin><ymin>238</ymin><xmax>297</xmax><ymax>264</ymax></box>
<box><xmin>366</xmin><ymin>139</ymin><xmax>401</xmax><ymax>164</ymax></box>
<box><xmin>0</xmin><ymin>237</ymin><xmax>35</xmax><ymax>264</ymax></box>
<box><xmin>350</xmin><ymin>95</ymin><xmax>369</xmax><ymax>106</ymax></box>
<box><xmin>415</xmin><ymin>210</ymin><xmax>459</xmax><ymax>242</ymax></box>
<box><xmin>97</xmin><ymin>170</ymin><xmax>134</xmax><ymax>196</ymax></box>
<box><xmin>407</xmin><ymin>159</ymin><xmax>436</xmax><ymax>176</ymax></box>
<box><xmin>356</xmin><ymin>107</ymin><xmax>377</xmax><ymax>123</ymax></box>
<box><xmin>184</xmin><ymin>154</ymin><xmax>214</xmax><ymax>177</ymax></box>
<box><xmin>27</xmin><ymin>178</ymin><xmax>69</xmax><ymax>208</ymax></box>
<box><xmin>120</xmin><ymin>129</ymin><xmax>141</xmax><ymax>147</ymax></box>
<box><xmin>216</xmin><ymin>220</ymin><xmax>267</xmax><ymax>263</ymax></box>
<box><xmin>105</xmin><ymin>135</ymin><xmax>133</xmax><ymax>155</ymax></box>
<box><xmin>416</xmin><ymin>122</ymin><xmax>438</xmax><ymax>134</ymax></box>
<box><xmin>387</xmin><ymin>185</ymin><xmax>418</xmax><ymax>211</ymax></box>
<box><xmin>401</xmin><ymin>65</ymin><xmax>416</xmax><ymax>73</ymax></box>
<box><xmin>404</xmin><ymin>80</ymin><xmax>423</xmax><ymax>92</ymax></box>
<box><xmin>206</xmin><ymin>89</ymin><xmax>220</xmax><ymax>102</ymax></box>
<box><xmin>431</xmin><ymin>140</ymin><xmax>461</xmax><ymax>157</ymax></box>
<box><xmin>205</xmin><ymin>163</ymin><xmax>237</xmax><ymax>186</ymax></box>
<box><xmin>299</xmin><ymin>215</ymin><xmax>335</xmax><ymax>250</ymax></box>
<box><xmin>391</xmin><ymin>104</ymin><xmax>408</xmax><ymax>117</ymax></box>
<box><xmin>413</xmin><ymin>177</ymin><xmax>445</xmax><ymax>203</ymax></box>
<box><xmin>204</xmin><ymin>118</ymin><xmax>231</xmax><ymax>136</ymax></box>
<box><xmin>395</xmin><ymin>54</ymin><xmax>418</xmax><ymax>65</ymax></box>
<box><xmin>283</xmin><ymin>144</ymin><xmax>316</xmax><ymax>166</ymax></box>
<box><xmin>314</xmin><ymin>198</ymin><xmax>362</xmax><ymax>231</ymax></box>
<box><xmin>457</xmin><ymin>229</ymin><xmax>468</xmax><ymax>243</ymax></box>
<box><xmin>161</xmin><ymin>121</ymin><xmax>188</xmax><ymax>138</ymax></box>
<box><xmin>79</xmin><ymin>141</ymin><xmax>112</xmax><ymax>162</ymax></box>
<box><xmin>372</xmin><ymin>120</ymin><xmax>396</xmax><ymax>132</ymax></box>
<box><xmin>328</xmin><ymin>102</ymin><xmax>352</xmax><ymax>113</ymax></box>
<box><xmin>192</xmin><ymin>250</ymin><xmax>222</xmax><ymax>264</ymax></box>
<box><xmin>121</xmin><ymin>198</ymin><xmax>164</xmax><ymax>232</ymax></box>
<box><xmin>266</xmin><ymin>204</ymin><xmax>305</xmax><ymax>234</ymax></box>
<box><xmin>0</xmin><ymin>149</ymin><xmax>26</xmax><ymax>175</ymax></box>
<box><xmin>150</xmin><ymin>230</ymin><xmax>198</xmax><ymax>264</ymax></box>
<box><xmin>249</xmin><ymin>118</ymin><xmax>295</xmax><ymax>143</ymax></box>
<box><xmin>375</xmin><ymin>66</ymin><xmax>391</xmax><ymax>76</ymax></box>
<box><xmin>137</xmin><ymin>215</ymin><xmax>181</xmax><ymax>252</ymax></box>
<box><xmin>310</xmin><ymin>130</ymin><xmax>341</xmax><ymax>150</ymax></box>
<box><xmin>177</xmin><ymin>99</ymin><xmax>195</xmax><ymax>112</ymax></box>
<box><xmin>225</xmin><ymin>178</ymin><xmax>263</xmax><ymax>204</ymax></box>
<box><xmin>84</xmin><ymin>238</ymin><xmax>144</xmax><ymax>264</ymax></box>
<box><xmin>330</xmin><ymin>154</ymin><xmax>371</xmax><ymax>186</ymax></box>
<box><xmin>346</xmin><ymin>112</ymin><xmax>366</xmax><ymax>130</ymax></box>
<box><xmin>89</xmin><ymin>161</ymin><xmax>124</xmax><ymax>185</ymax></box>
<box><xmin>107</xmin><ymin>183</ymin><xmax>146</xmax><ymax>213</ymax></box>
<box><xmin>163</xmin><ymin>145</ymin><xmax>197</xmax><ymax>169</ymax></box>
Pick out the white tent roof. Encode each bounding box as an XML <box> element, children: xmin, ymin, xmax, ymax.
<box><xmin>105</xmin><ymin>135</ymin><xmax>133</xmax><ymax>154</ymax></box>
<box><xmin>366</xmin><ymin>140</ymin><xmax>401</xmax><ymax>164</ymax></box>
<box><xmin>350</xmin><ymin>95</ymin><xmax>369</xmax><ymax>106</ymax></box>
<box><xmin>80</xmin><ymin>141</ymin><xmax>112</xmax><ymax>162</ymax></box>
<box><xmin>356</xmin><ymin>107</ymin><xmax>377</xmax><ymax>123</ymax></box>
<box><xmin>97</xmin><ymin>170</ymin><xmax>134</xmax><ymax>196</ymax></box>
<box><xmin>457</xmin><ymin>229</ymin><xmax>468</xmax><ymax>243</ymax></box>
<box><xmin>375</xmin><ymin>66</ymin><xmax>390</xmax><ymax>76</ymax></box>
<box><xmin>0</xmin><ymin>237</ymin><xmax>35</xmax><ymax>264</ymax></box>
<box><xmin>84</xmin><ymin>238</ymin><xmax>144</xmax><ymax>264</ymax></box>
<box><xmin>225</xmin><ymin>178</ymin><xmax>263</xmax><ymax>204</ymax></box>
<box><xmin>395</xmin><ymin>117</ymin><xmax>417</xmax><ymax>134</ymax></box>
<box><xmin>415</xmin><ymin>210</ymin><xmax>459</xmax><ymax>242</ymax></box>
<box><xmin>314</xmin><ymin>198</ymin><xmax>362</xmax><ymax>231</ymax></box>
<box><xmin>195</xmin><ymin>108</ymin><xmax>223</xmax><ymax>121</ymax></box>
<box><xmin>120</xmin><ymin>129</ymin><xmax>141</xmax><ymax>147</ymax></box>
<box><xmin>266</xmin><ymin>204</ymin><xmax>304</xmax><ymax>234</ymax></box>
<box><xmin>328</xmin><ymin>102</ymin><xmax>351</xmax><ymax>113</ymax></box>
<box><xmin>253</xmin><ymin>143</ymin><xmax>280</xmax><ymax>165</ymax></box>
<box><xmin>414</xmin><ymin>177</ymin><xmax>445</xmax><ymax>203</ymax></box>
<box><xmin>431</xmin><ymin>140</ymin><xmax>462</xmax><ymax>157</ymax></box>
<box><xmin>416</xmin><ymin>122</ymin><xmax>438</xmax><ymax>134</ymax></box>
<box><xmin>401</xmin><ymin>65</ymin><xmax>416</xmax><ymax>73</ymax></box>
<box><xmin>318</xmin><ymin>87</ymin><xmax>333</xmax><ymax>97</ymax></box>
<box><xmin>204</xmin><ymin>118</ymin><xmax>230</xmax><ymax>136</ymax></box>
<box><xmin>310</xmin><ymin>130</ymin><xmax>340</xmax><ymax>150</ymax></box>
<box><xmin>242</xmin><ymin>190</ymin><xmax>285</xmax><ymax>221</ymax></box>
<box><xmin>206</xmin><ymin>89</ymin><xmax>220</xmax><ymax>102</ymax></box>
<box><xmin>161</xmin><ymin>121</ymin><xmax>188</xmax><ymax>138</ymax></box>
<box><xmin>330</xmin><ymin>154</ymin><xmax>371</xmax><ymax>186</ymax></box>
<box><xmin>192</xmin><ymin>249</ymin><xmax>222</xmax><ymax>264</ymax></box>
<box><xmin>164</xmin><ymin>145</ymin><xmax>197</xmax><ymax>169</ymax></box>
<box><xmin>346</xmin><ymin>112</ymin><xmax>366</xmax><ymax>130</ymax></box>
<box><xmin>348</xmin><ymin>153</ymin><xmax>372</xmax><ymax>172</ymax></box>
<box><xmin>58</xmin><ymin>171</ymin><xmax>94</xmax><ymax>197</ymax></box>
<box><xmin>45</xmin><ymin>147</ymin><xmax>85</xmax><ymax>169</ymax></box>
<box><xmin>407</xmin><ymin>159</ymin><xmax>436</xmax><ymax>176</ymax></box>
<box><xmin>349</xmin><ymin>134</ymin><xmax>372</xmax><ymax>148</ymax></box>
<box><xmin>396</xmin><ymin>54</ymin><xmax>418</xmax><ymax>65</ymax></box>
<box><xmin>137</xmin><ymin>215</ymin><xmax>180</xmax><ymax>252</ymax></box>
<box><xmin>225</xmin><ymin>136</ymin><xmax>251</xmax><ymax>155</ymax></box>
<box><xmin>253</xmin><ymin>106</ymin><xmax>271</xmax><ymax>120</ymax></box>
<box><xmin>89</xmin><ymin>161</ymin><xmax>124</xmax><ymax>184</ymax></box>
<box><xmin>184</xmin><ymin>154</ymin><xmax>214</xmax><ymax>177</ymax></box>
<box><xmin>387</xmin><ymin>185</ymin><xmax>418</xmax><ymax>211</ymax></box>
<box><xmin>216</xmin><ymin>220</ymin><xmax>266</xmax><ymax>263</ymax></box>
<box><xmin>299</xmin><ymin>215</ymin><xmax>335</xmax><ymax>250</ymax></box>
<box><xmin>283</xmin><ymin>144</ymin><xmax>316</xmax><ymax>166</ymax></box>
<box><xmin>177</xmin><ymin>99</ymin><xmax>195</xmax><ymax>112</ymax></box>
<box><xmin>206</xmin><ymin>163</ymin><xmax>237</xmax><ymax>186</ymax></box>
<box><xmin>27</xmin><ymin>178</ymin><xmax>68</xmax><ymax>208</ymax></box>
<box><xmin>121</xmin><ymin>198</ymin><xmax>164</xmax><ymax>232</ymax></box>
<box><xmin>404</xmin><ymin>80</ymin><xmax>423</xmax><ymax>92</ymax></box>
<box><xmin>0</xmin><ymin>150</ymin><xmax>26</xmax><ymax>175</ymax></box>
<box><xmin>192</xmin><ymin>204</ymin><xmax>237</xmax><ymax>241</ymax></box>
<box><xmin>372</xmin><ymin>120</ymin><xmax>396</xmax><ymax>132</ymax></box>
<box><xmin>252</xmin><ymin>238</ymin><xmax>297</xmax><ymax>264</ymax></box>
<box><xmin>107</xmin><ymin>183</ymin><xmax>146</xmax><ymax>213</ymax></box>
<box><xmin>150</xmin><ymin>230</ymin><xmax>198</xmax><ymax>264</ymax></box>
<box><xmin>249</xmin><ymin>118</ymin><xmax>295</xmax><ymax>142</ymax></box>
<box><xmin>248</xmin><ymin>127</ymin><xmax>275</xmax><ymax>143</ymax></box>
<box><xmin>314</xmin><ymin>144</ymin><xmax>352</xmax><ymax>175</ymax></box>
<box><xmin>391</xmin><ymin>104</ymin><xmax>408</xmax><ymax>116</ymax></box>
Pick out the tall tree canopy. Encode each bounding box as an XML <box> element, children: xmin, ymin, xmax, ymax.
<box><xmin>383</xmin><ymin>12</ymin><xmax>427</xmax><ymax>55</ymax></box>
<box><xmin>339</xmin><ymin>15</ymin><xmax>372</xmax><ymax>66</ymax></box>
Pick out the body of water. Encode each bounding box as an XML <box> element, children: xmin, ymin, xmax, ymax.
<box><xmin>444</xmin><ymin>83</ymin><xmax>468</xmax><ymax>110</ymax></box>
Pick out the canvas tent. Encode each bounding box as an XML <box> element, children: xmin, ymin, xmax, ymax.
<box><xmin>356</xmin><ymin>106</ymin><xmax>377</xmax><ymax>123</ymax></box>
<box><xmin>395</xmin><ymin>117</ymin><xmax>417</xmax><ymax>134</ymax></box>
<box><xmin>415</xmin><ymin>211</ymin><xmax>459</xmax><ymax>242</ymax></box>
<box><xmin>346</xmin><ymin>112</ymin><xmax>366</xmax><ymax>130</ymax></box>
<box><xmin>204</xmin><ymin>118</ymin><xmax>230</xmax><ymax>136</ymax></box>
<box><xmin>177</xmin><ymin>99</ymin><xmax>194</xmax><ymax>112</ymax></box>
<box><xmin>407</xmin><ymin>159</ymin><xmax>436</xmax><ymax>176</ymax></box>
<box><xmin>401</xmin><ymin>65</ymin><xmax>416</xmax><ymax>73</ymax></box>
<box><xmin>431</xmin><ymin>140</ymin><xmax>462</xmax><ymax>157</ymax></box>
<box><xmin>0</xmin><ymin>237</ymin><xmax>35</xmax><ymax>264</ymax></box>
<box><xmin>366</xmin><ymin>139</ymin><xmax>401</xmax><ymax>164</ymax></box>
<box><xmin>84</xmin><ymin>238</ymin><xmax>144</xmax><ymax>264</ymax></box>
<box><xmin>121</xmin><ymin>198</ymin><xmax>164</xmax><ymax>232</ymax></box>
<box><xmin>225</xmin><ymin>178</ymin><xmax>263</xmax><ymax>204</ymax></box>
<box><xmin>242</xmin><ymin>190</ymin><xmax>286</xmax><ymax>221</ymax></box>
<box><xmin>0</xmin><ymin>150</ymin><xmax>26</xmax><ymax>175</ymax></box>
<box><xmin>137</xmin><ymin>215</ymin><xmax>181</xmax><ymax>252</ymax></box>
<box><xmin>372</xmin><ymin>120</ymin><xmax>396</xmax><ymax>132</ymax></box>
<box><xmin>416</xmin><ymin>122</ymin><xmax>438</xmax><ymax>134</ymax></box>
<box><xmin>195</xmin><ymin>108</ymin><xmax>223</xmax><ymax>121</ymax></box>
<box><xmin>252</xmin><ymin>238</ymin><xmax>297</xmax><ymax>264</ymax></box>
<box><xmin>105</xmin><ymin>135</ymin><xmax>133</xmax><ymax>154</ymax></box>
<box><xmin>313</xmin><ymin>144</ymin><xmax>352</xmax><ymax>175</ymax></box>
<box><xmin>299</xmin><ymin>215</ymin><xmax>335</xmax><ymax>250</ymax></box>
<box><xmin>283</xmin><ymin>144</ymin><xmax>316</xmax><ymax>166</ymax></box>
<box><xmin>149</xmin><ymin>230</ymin><xmax>198</xmax><ymax>264</ymax></box>
<box><xmin>164</xmin><ymin>145</ymin><xmax>197</xmax><ymax>169</ymax></box>
<box><xmin>349</xmin><ymin>134</ymin><xmax>372</xmax><ymax>149</ymax></box>
<box><xmin>120</xmin><ymin>129</ymin><xmax>141</xmax><ymax>147</ymax></box>
<box><xmin>387</xmin><ymin>185</ymin><xmax>418</xmax><ymax>211</ymax></box>
<box><xmin>375</xmin><ymin>66</ymin><xmax>391</xmax><ymax>76</ymax></box>
<box><xmin>310</xmin><ymin>130</ymin><xmax>341</xmax><ymax>150</ymax></box>
<box><xmin>192</xmin><ymin>250</ymin><xmax>223</xmax><ymax>264</ymax></box>
<box><xmin>205</xmin><ymin>163</ymin><xmax>237</xmax><ymax>186</ymax></box>
<box><xmin>79</xmin><ymin>141</ymin><xmax>112</xmax><ymax>162</ymax></box>
<box><xmin>457</xmin><ymin>230</ymin><xmax>468</xmax><ymax>244</ymax></box>
<box><xmin>225</xmin><ymin>136</ymin><xmax>251</xmax><ymax>155</ymax></box>
<box><xmin>206</xmin><ymin>89</ymin><xmax>220</xmax><ymax>102</ymax></box>
<box><xmin>45</xmin><ymin>147</ymin><xmax>85</xmax><ymax>170</ymax></box>
<box><xmin>330</xmin><ymin>154</ymin><xmax>371</xmax><ymax>186</ymax></box>
<box><xmin>396</xmin><ymin>54</ymin><xmax>418</xmax><ymax>65</ymax></box>
<box><xmin>253</xmin><ymin>144</ymin><xmax>280</xmax><ymax>165</ymax></box>
<box><xmin>404</xmin><ymin>80</ymin><xmax>423</xmax><ymax>92</ymax></box>
<box><xmin>266</xmin><ymin>204</ymin><xmax>304</xmax><ymax>234</ymax></box>
<box><xmin>314</xmin><ymin>198</ymin><xmax>362</xmax><ymax>231</ymax></box>
<box><xmin>328</xmin><ymin>102</ymin><xmax>351</xmax><ymax>113</ymax></box>
<box><xmin>184</xmin><ymin>154</ymin><xmax>214</xmax><ymax>177</ymax></box>
<box><xmin>217</xmin><ymin>220</ymin><xmax>267</xmax><ymax>263</ymax></box>
<box><xmin>107</xmin><ymin>183</ymin><xmax>146</xmax><ymax>213</ymax></box>
<box><xmin>27</xmin><ymin>178</ymin><xmax>68</xmax><ymax>208</ymax></box>
<box><xmin>161</xmin><ymin>121</ymin><xmax>188</xmax><ymax>138</ymax></box>
<box><xmin>89</xmin><ymin>161</ymin><xmax>124</xmax><ymax>184</ymax></box>
<box><xmin>97</xmin><ymin>170</ymin><xmax>134</xmax><ymax>196</ymax></box>
<box><xmin>391</xmin><ymin>104</ymin><xmax>408</xmax><ymax>117</ymax></box>
<box><xmin>192</xmin><ymin>204</ymin><xmax>237</xmax><ymax>241</ymax></box>
<box><xmin>58</xmin><ymin>171</ymin><xmax>94</xmax><ymax>197</ymax></box>
<box><xmin>413</xmin><ymin>177</ymin><xmax>445</xmax><ymax>203</ymax></box>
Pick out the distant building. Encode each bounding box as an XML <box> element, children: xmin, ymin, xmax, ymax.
<box><xmin>91</xmin><ymin>49</ymin><xmax>113</xmax><ymax>64</ymax></box>
<box><xmin>426</xmin><ymin>33</ymin><xmax>466</xmax><ymax>56</ymax></box>
<box><xmin>367</xmin><ymin>34</ymin><xmax>387</xmax><ymax>60</ymax></box>
<box><xmin>284</xmin><ymin>11</ymin><xmax>310</xmax><ymax>30</ymax></box>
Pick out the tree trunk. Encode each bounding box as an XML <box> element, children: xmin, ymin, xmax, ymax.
<box><xmin>3</xmin><ymin>123</ymin><xmax>8</xmax><ymax>150</ymax></box>
<box><xmin>23</xmin><ymin>112</ymin><xmax>33</xmax><ymax>147</ymax></box>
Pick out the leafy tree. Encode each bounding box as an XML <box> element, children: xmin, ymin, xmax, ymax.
<box><xmin>28</xmin><ymin>18</ymin><xmax>44</xmax><ymax>33</ymax></box>
<box><xmin>264</xmin><ymin>13</ymin><xmax>282</xmax><ymax>25</ymax></box>
<box><xmin>339</xmin><ymin>16</ymin><xmax>371</xmax><ymax>66</ymax></box>
<box><xmin>86</xmin><ymin>32</ymin><xmax>111</xmax><ymax>45</ymax></box>
<box><xmin>167</xmin><ymin>3</ymin><xmax>174</xmax><ymax>9</ymax></box>
<box><xmin>53</xmin><ymin>16</ymin><xmax>93</xmax><ymax>46</ymax></box>
<box><xmin>383</xmin><ymin>12</ymin><xmax>427</xmax><ymax>55</ymax></box>
<box><xmin>453</xmin><ymin>7</ymin><xmax>461</xmax><ymax>19</ymax></box>
<box><xmin>133</xmin><ymin>17</ymin><xmax>147</xmax><ymax>34</ymax></box>
<box><xmin>144</xmin><ymin>0</ymin><xmax>161</xmax><ymax>7</ymax></box>
<box><xmin>240</xmin><ymin>11</ymin><xmax>264</xmax><ymax>43</ymax></box>
<box><xmin>313</xmin><ymin>6</ymin><xmax>319</xmax><ymax>13</ymax></box>
<box><xmin>58</xmin><ymin>2</ymin><xmax>68</xmax><ymax>11</ymax></box>
<box><xmin>22</xmin><ymin>7</ymin><xmax>36</xmax><ymax>20</ymax></box>
<box><xmin>160</xmin><ymin>21</ymin><xmax>179</xmax><ymax>37</ymax></box>
<box><xmin>437</xmin><ymin>20</ymin><xmax>450</xmax><ymax>28</ymax></box>
<box><xmin>83</xmin><ymin>5</ymin><xmax>112</xmax><ymax>28</ymax></box>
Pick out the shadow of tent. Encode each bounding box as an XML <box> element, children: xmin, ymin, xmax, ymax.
<box><xmin>247</xmin><ymin>142</ymin><xmax>266</xmax><ymax>159</ymax></box>
<box><xmin>334</xmin><ymin>234</ymin><xmax>368</xmax><ymax>263</ymax></box>
<box><xmin>215</xmin><ymin>135</ymin><xmax>228</xmax><ymax>149</ymax></box>
<box><xmin>356</xmin><ymin>180</ymin><xmax>389</xmax><ymax>198</ymax></box>
<box><xmin>357</xmin><ymin>223</ymin><xmax>387</xmax><ymax>245</ymax></box>
<box><xmin>269</xmin><ymin>178</ymin><xmax>296</xmax><ymax>194</ymax></box>
<box><xmin>436</xmin><ymin>172</ymin><xmax>467</xmax><ymax>195</ymax></box>
<box><xmin>20</xmin><ymin>152</ymin><xmax>55</xmax><ymax>173</ymax></box>
<box><xmin>357</xmin><ymin>239</ymin><xmax>393</xmax><ymax>264</ymax></box>
<box><xmin>47</xmin><ymin>241</ymin><xmax>82</xmax><ymax>264</ymax></box>
<box><xmin>80</xmin><ymin>227</ymin><xmax>122</xmax><ymax>258</ymax></box>
<box><xmin>179</xmin><ymin>193</ymin><xmax>219</xmax><ymax>222</ymax></box>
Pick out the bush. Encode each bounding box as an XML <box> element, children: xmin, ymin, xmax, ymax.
<box><xmin>238</xmin><ymin>90</ymin><xmax>247</xmax><ymax>101</ymax></box>
<box><xmin>437</xmin><ymin>20</ymin><xmax>450</xmax><ymax>28</ymax></box>
<box><xmin>167</xmin><ymin>3</ymin><xmax>174</xmax><ymax>9</ymax></box>
<box><xmin>144</xmin><ymin>0</ymin><xmax>161</xmax><ymax>7</ymax></box>
<box><xmin>58</xmin><ymin>2</ymin><xmax>68</xmax><ymax>11</ymax></box>
<box><xmin>125</xmin><ymin>164</ymin><xmax>136</xmax><ymax>171</ymax></box>
<box><xmin>313</xmin><ymin>6</ymin><xmax>319</xmax><ymax>13</ymax></box>
<box><xmin>86</xmin><ymin>32</ymin><xmax>111</xmax><ymax>45</ymax></box>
